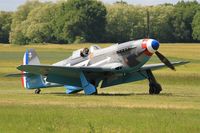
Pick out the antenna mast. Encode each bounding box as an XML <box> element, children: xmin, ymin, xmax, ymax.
<box><xmin>146</xmin><ymin>9</ymin><xmax>150</xmax><ymax>38</ymax></box>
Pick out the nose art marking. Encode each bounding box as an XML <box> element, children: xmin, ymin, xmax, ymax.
<box><xmin>142</xmin><ymin>39</ymin><xmax>148</xmax><ymax>49</ymax></box>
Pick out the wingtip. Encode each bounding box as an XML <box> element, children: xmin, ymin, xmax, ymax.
<box><xmin>5</xmin><ymin>73</ymin><xmax>22</xmax><ymax>77</ymax></box>
<box><xmin>17</xmin><ymin>65</ymin><xmax>23</xmax><ymax>71</ymax></box>
<box><xmin>184</xmin><ymin>61</ymin><xmax>190</xmax><ymax>64</ymax></box>
<box><xmin>180</xmin><ymin>61</ymin><xmax>190</xmax><ymax>65</ymax></box>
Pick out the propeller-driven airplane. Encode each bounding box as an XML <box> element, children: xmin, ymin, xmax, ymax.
<box><xmin>15</xmin><ymin>39</ymin><xmax>188</xmax><ymax>95</ymax></box>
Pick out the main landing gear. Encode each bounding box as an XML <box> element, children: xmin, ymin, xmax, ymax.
<box><xmin>91</xmin><ymin>89</ymin><xmax>98</xmax><ymax>95</ymax></box>
<box><xmin>90</xmin><ymin>80</ymin><xmax>98</xmax><ymax>95</ymax></box>
<box><xmin>35</xmin><ymin>88</ymin><xmax>41</xmax><ymax>94</ymax></box>
<box><xmin>146</xmin><ymin>70</ymin><xmax>162</xmax><ymax>95</ymax></box>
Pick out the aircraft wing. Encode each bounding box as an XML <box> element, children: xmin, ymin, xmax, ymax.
<box><xmin>140</xmin><ymin>61</ymin><xmax>189</xmax><ymax>71</ymax></box>
<box><xmin>17</xmin><ymin>64</ymin><xmax>121</xmax><ymax>86</ymax></box>
<box><xmin>100</xmin><ymin>61</ymin><xmax>189</xmax><ymax>88</ymax></box>
<box><xmin>17</xmin><ymin>64</ymin><xmax>118</xmax><ymax>74</ymax></box>
<box><xmin>17</xmin><ymin>61</ymin><xmax>189</xmax><ymax>77</ymax></box>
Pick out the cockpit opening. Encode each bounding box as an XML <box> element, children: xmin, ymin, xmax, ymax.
<box><xmin>80</xmin><ymin>48</ymin><xmax>89</xmax><ymax>57</ymax></box>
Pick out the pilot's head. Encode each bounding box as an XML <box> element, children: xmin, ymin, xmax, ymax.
<box><xmin>84</xmin><ymin>48</ymin><xmax>89</xmax><ymax>54</ymax></box>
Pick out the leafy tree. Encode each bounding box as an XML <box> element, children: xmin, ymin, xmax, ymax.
<box><xmin>5</xmin><ymin>0</ymin><xmax>200</xmax><ymax>44</ymax></box>
<box><xmin>23</xmin><ymin>3</ymin><xmax>56</xmax><ymax>43</ymax></box>
<box><xmin>10</xmin><ymin>0</ymin><xmax>42</xmax><ymax>44</ymax></box>
<box><xmin>148</xmin><ymin>5</ymin><xmax>175</xmax><ymax>42</ymax></box>
<box><xmin>170</xmin><ymin>1</ymin><xmax>200</xmax><ymax>42</ymax></box>
<box><xmin>54</xmin><ymin>0</ymin><xmax>107</xmax><ymax>43</ymax></box>
<box><xmin>0</xmin><ymin>11</ymin><xmax>12</xmax><ymax>43</ymax></box>
<box><xmin>105</xmin><ymin>4</ymin><xmax>146</xmax><ymax>43</ymax></box>
<box><xmin>115</xmin><ymin>0</ymin><xmax>128</xmax><ymax>5</ymax></box>
<box><xmin>192</xmin><ymin>11</ymin><xmax>200</xmax><ymax>41</ymax></box>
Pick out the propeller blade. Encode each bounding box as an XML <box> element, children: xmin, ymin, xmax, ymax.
<box><xmin>155</xmin><ymin>51</ymin><xmax>176</xmax><ymax>71</ymax></box>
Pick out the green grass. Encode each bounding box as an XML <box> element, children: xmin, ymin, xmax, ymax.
<box><xmin>0</xmin><ymin>43</ymin><xmax>200</xmax><ymax>133</ymax></box>
<box><xmin>0</xmin><ymin>106</ymin><xmax>200</xmax><ymax>133</ymax></box>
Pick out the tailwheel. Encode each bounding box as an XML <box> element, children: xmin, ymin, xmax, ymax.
<box><xmin>35</xmin><ymin>89</ymin><xmax>41</xmax><ymax>94</ymax></box>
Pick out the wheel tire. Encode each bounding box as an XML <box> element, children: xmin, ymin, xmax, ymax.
<box><xmin>35</xmin><ymin>89</ymin><xmax>41</xmax><ymax>94</ymax></box>
<box><xmin>154</xmin><ymin>83</ymin><xmax>162</xmax><ymax>94</ymax></box>
<box><xmin>149</xmin><ymin>83</ymin><xmax>162</xmax><ymax>95</ymax></box>
<box><xmin>149</xmin><ymin>86</ymin><xmax>155</xmax><ymax>94</ymax></box>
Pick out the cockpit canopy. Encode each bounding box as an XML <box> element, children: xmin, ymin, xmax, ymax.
<box><xmin>71</xmin><ymin>45</ymin><xmax>101</xmax><ymax>59</ymax></box>
<box><xmin>89</xmin><ymin>45</ymin><xmax>101</xmax><ymax>52</ymax></box>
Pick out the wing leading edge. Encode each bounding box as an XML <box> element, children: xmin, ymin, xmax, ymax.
<box><xmin>140</xmin><ymin>61</ymin><xmax>189</xmax><ymax>71</ymax></box>
<box><xmin>101</xmin><ymin>61</ymin><xmax>189</xmax><ymax>88</ymax></box>
<box><xmin>17</xmin><ymin>64</ymin><xmax>119</xmax><ymax>86</ymax></box>
<box><xmin>17</xmin><ymin>64</ymin><xmax>118</xmax><ymax>75</ymax></box>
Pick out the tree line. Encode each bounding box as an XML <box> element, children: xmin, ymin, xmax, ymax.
<box><xmin>0</xmin><ymin>0</ymin><xmax>200</xmax><ymax>45</ymax></box>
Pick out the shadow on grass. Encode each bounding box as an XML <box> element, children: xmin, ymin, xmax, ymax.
<box><xmin>97</xmin><ymin>92</ymin><xmax>173</xmax><ymax>97</ymax></box>
<box><xmin>42</xmin><ymin>92</ymin><xmax>173</xmax><ymax>97</ymax></box>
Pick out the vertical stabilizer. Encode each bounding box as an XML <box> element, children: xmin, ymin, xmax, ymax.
<box><xmin>21</xmin><ymin>49</ymin><xmax>45</xmax><ymax>89</ymax></box>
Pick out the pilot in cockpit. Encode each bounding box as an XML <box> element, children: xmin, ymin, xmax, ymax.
<box><xmin>80</xmin><ymin>48</ymin><xmax>89</xmax><ymax>57</ymax></box>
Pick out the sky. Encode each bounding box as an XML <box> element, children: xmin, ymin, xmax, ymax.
<box><xmin>0</xmin><ymin>0</ymin><xmax>199</xmax><ymax>11</ymax></box>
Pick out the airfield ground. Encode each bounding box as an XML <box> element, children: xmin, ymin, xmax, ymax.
<box><xmin>0</xmin><ymin>43</ymin><xmax>200</xmax><ymax>133</ymax></box>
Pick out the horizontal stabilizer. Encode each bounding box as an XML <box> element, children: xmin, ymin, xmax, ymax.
<box><xmin>5</xmin><ymin>73</ymin><xmax>41</xmax><ymax>77</ymax></box>
<box><xmin>5</xmin><ymin>73</ymin><xmax>22</xmax><ymax>77</ymax></box>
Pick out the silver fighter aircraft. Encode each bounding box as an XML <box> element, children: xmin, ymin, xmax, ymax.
<box><xmin>16</xmin><ymin>39</ymin><xmax>189</xmax><ymax>95</ymax></box>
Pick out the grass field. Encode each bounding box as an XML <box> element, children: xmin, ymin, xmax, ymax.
<box><xmin>0</xmin><ymin>43</ymin><xmax>200</xmax><ymax>133</ymax></box>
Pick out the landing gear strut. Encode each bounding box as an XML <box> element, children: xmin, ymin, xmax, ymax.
<box><xmin>90</xmin><ymin>80</ymin><xmax>98</xmax><ymax>95</ymax></box>
<box><xmin>35</xmin><ymin>88</ymin><xmax>41</xmax><ymax>94</ymax></box>
<box><xmin>146</xmin><ymin>70</ymin><xmax>162</xmax><ymax>95</ymax></box>
<box><xmin>80</xmin><ymin>72</ymin><xmax>97</xmax><ymax>95</ymax></box>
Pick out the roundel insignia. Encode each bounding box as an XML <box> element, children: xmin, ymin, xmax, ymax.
<box><xmin>142</xmin><ymin>39</ymin><xmax>148</xmax><ymax>49</ymax></box>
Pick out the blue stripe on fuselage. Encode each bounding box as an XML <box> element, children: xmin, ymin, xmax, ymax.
<box><xmin>25</xmin><ymin>50</ymin><xmax>29</xmax><ymax>88</ymax></box>
<box><xmin>25</xmin><ymin>50</ymin><xmax>29</xmax><ymax>65</ymax></box>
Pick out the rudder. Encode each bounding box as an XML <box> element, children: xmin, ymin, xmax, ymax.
<box><xmin>21</xmin><ymin>49</ymin><xmax>45</xmax><ymax>89</ymax></box>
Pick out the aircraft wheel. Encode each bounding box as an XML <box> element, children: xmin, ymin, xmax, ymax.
<box><xmin>149</xmin><ymin>86</ymin><xmax>154</xmax><ymax>94</ymax></box>
<box><xmin>149</xmin><ymin>83</ymin><xmax>162</xmax><ymax>95</ymax></box>
<box><xmin>35</xmin><ymin>89</ymin><xmax>41</xmax><ymax>94</ymax></box>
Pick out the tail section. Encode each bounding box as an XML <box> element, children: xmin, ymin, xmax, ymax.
<box><xmin>23</xmin><ymin>49</ymin><xmax>40</xmax><ymax>65</ymax></box>
<box><xmin>21</xmin><ymin>49</ymin><xmax>45</xmax><ymax>89</ymax></box>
